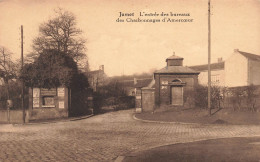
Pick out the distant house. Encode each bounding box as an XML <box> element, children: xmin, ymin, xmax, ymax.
<box><xmin>134</xmin><ymin>78</ymin><xmax>153</xmax><ymax>108</ymax></box>
<box><xmin>85</xmin><ymin>65</ymin><xmax>106</xmax><ymax>91</ymax></box>
<box><xmin>190</xmin><ymin>49</ymin><xmax>260</xmax><ymax>87</ymax></box>
<box><xmin>118</xmin><ymin>78</ymin><xmax>153</xmax><ymax>96</ymax></box>
<box><xmin>118</xmin><ymin>79</ymin><xmax>135</xmax><ymax>96</ymax></box>
<box><xmin>134</xmin><ymin>78</ymin><xmax>153</xmax><ymax>95</ymax></box>
<box><xmin>190</xmin><ymin>59</ymin><xmax>225</xmax><ymax>86</ymax></box>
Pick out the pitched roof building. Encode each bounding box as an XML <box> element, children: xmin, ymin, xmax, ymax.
<box><xmin>154</xmin><ymin>53</ymin><xmax>199</xmax><ymax>108</ymax></box>
<box><xmin>189</xmin><ymin>49</ymin><xmax>260</xmax><ymax>87</ymax></box>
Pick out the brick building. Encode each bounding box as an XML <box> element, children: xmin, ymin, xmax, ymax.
<box><xmin>154</xmin><ymin>53</ymin><xmax>199</xmax><ymax>108</ymax></box>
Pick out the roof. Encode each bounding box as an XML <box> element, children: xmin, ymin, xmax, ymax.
<box><xmin>166</xmin><ymin>55</ymin><xmax>183</xmax><ymax>60</ymax></box>
<box><xmin>118</xmin><ymin>80</ymin><xmax>135</xmax><ymax>87</ymax></box>
<box><xmin>87</xmin><ymin>69</ymin><xmax>104</xmax><ymax>75</ymax></box>
<box><xmin>154</xmin><ymin>66</ymin><xmax>199</xmax><ymax>74</ymax></box>
<box><xmin>189</xmin><ymin>62</ymin><xmax>225</xmax><ymax>72</ymax></box>
<box><xmin>134</xmin><ymin>78</ymin><xmax>153</xmax><ymax>88</ymax></box>
<box><xmin>238</xmin><ymin>51</ymin><xmax>260</xmax><ymax>61</ymax></box>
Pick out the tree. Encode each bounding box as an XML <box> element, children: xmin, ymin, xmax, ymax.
<box><xmin>31</xmin><ymin>8</ymin><xmax>88</xmax><ymax>67</ymax></box>
<box><xmin>0</xmin><ymin>47</ymin><xmax>17</xmax><ymax>83</ymax></box>
<box><xmin>21</xmin><ymin>49</ymin><xmax>91</xmax><ymax>116</ymax></box>
<box><xmin>21</xmin><ymin>49</ymin><xmax>78</xmax><ymax>88</ymax></box>
<box><xmin>0</xmin><ymin>46</ymin><xmax>18</xmax><ymax>99</ymax></box>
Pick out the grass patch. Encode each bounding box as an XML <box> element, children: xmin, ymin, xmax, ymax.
<box><xmin>135</xmin><ymin>108</ymin><xmax>260</xmax><ymax>125</ymax></box>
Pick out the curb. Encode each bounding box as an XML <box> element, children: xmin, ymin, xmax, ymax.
<box><xmin>114</xmin><ymin>156</ymin><xmax>125</xmax><ymax>162</ymax></box>
<box><xmin>132</xmin><ymin>114</ymin><xmax>204</xmax><ymax>126</ymax></box>
<box><xmin>13</xmin><ymin>114</ymin><xmax>94</xmax><ymax>125</ymax></box>
<box><xmin>132</xmin><ymin>114</ymin><xmax>260</xmax><ymax>126</ymax></box>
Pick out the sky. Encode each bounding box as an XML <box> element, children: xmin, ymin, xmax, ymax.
<box><xmin>0</xmin><ymin>0</ymin><xmax>260</xmax><ymax>76</ymax></box>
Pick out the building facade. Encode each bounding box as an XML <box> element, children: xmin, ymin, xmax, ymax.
<box><xmin>29</xmin><ymin>87</ymin><xmax>69</xmax><ymax>120</ymax></box>
<box><xmin>154</xmin><ymin>53</ymin><xmax>199</xmax><ymax>108</ymax></box>
<box><xmin>190</xmin><ymin>49</ymin><xmax>260</xmax><ymax>87</ymax></box>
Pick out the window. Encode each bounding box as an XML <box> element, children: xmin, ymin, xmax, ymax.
<box><xmin>42</xmin><ymin>96</ymin><xmax>55</xmax><ymax>107</ymax></box>
<box><xmin>211</xmin><ymin>75</ymin><xmax>220</xmax><ymax>84</ymax></box>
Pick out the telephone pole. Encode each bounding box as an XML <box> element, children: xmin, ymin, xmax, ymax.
<box><xmin>208</xmin><ymin>0</ymin><xmax>212</xmax><ymax>116</ymax></box>
<box><xmin>21</xmin><ymin>25</ymin><xmax>25</xmax><ymax>123</ymax></box>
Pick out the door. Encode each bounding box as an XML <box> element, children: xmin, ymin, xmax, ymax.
<box><xmin>171</xmin><ymin>86</ymin><xmax>183</xmax><ymax>105</ymax></box>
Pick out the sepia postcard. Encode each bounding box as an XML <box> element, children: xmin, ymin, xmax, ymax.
<box><xmin>0</xmin><ymin>0</ymin><xmax>260</xmax><ymax>161</ymax></box>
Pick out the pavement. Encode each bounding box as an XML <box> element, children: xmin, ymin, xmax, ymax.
<box><xmin>0</xmin><ymin>109</ymin><xmax>260</xmax><ymax>162</ymax></box>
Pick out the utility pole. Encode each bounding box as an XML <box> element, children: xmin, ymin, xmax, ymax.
<box><xmin>21</xmin><ymin>25</ymin><xmax>25</xmax><ymax>123</ymax></box>
<box><xmin>208</xmin><ymin>0</ymin><xmax>212</xmax><ymax>116</ymax></box>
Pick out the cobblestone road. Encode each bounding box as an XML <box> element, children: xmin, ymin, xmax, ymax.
<box><xmin>1</xmin><ymin>109</ymin><xmax>260</xmax><ymax>162</ymax></box>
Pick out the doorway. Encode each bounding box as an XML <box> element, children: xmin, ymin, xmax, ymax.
<box><xmin>171</xmin><ymin>86</ymin><xmax>183</xmax><ymax>105</ymax></box>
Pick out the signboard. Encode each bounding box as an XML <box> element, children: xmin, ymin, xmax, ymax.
<box><xmin>33</xmin><ymin>98</ymin><xmax>40</xmax><ymax>108</ymax></box>
<box><xmin>33</xmin><ymin>88</ymin><xmax>40</xmax><ymax>97</ymax></box>
<box><xmin>136</xmin><ymin>96</ymin><xmax>141</xmax><ymax>99</ymax></box>
<box><xmin>161</xmin><ymin>86</ymin><xmax>167</xmax><ymax>89</ymax></box>
<box><xmin>41</xmin><ymin>88</ymin><xmax>57</xmax><ymax>96</ymax></box>
<box><xmin>43</xmin><ymin>96</ymin><xmax>55</xmax><ymax>105</ymax></box>
<box><xmin>58</xmin><ymin>88</ymin><xmax>65</xmax><ymax>97</ymax></box>
<box><xmin>33</xmin><ymin>88</ymin><xmax>40</xmax><ymax>108</ymax></box>
<box><xmin>161</xmin><ymin>81</ymin><xmax>168</xmax><ymax>85</ymax></box>
<box><xmin>59</xmin><ymin>101</ymin><xmax>64</xmax><ymax>109</ymax></box>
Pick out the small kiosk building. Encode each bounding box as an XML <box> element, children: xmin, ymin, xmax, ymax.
<box><xmin>154</xmin><ymin>53</ymin><xmax>200</xmax><ymax>108</ymax></box>
<box><xmin>29</xmin><ymin>87</ymin><xmax>69</xmax><ymax>120</ymax></box>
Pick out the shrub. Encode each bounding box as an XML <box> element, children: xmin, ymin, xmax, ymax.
<box><xmin>228</xmin><ymin>85</ymin><xmax>259</xmax><ymax>112</ymax></box>
<box><xmin>193</xmin><ymin>85</ymin><xmax>223</xmax><ymax>109</ymax></box>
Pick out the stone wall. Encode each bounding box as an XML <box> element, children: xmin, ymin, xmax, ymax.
<box><xmin>0</xmin><ymin>110</ymin><xmax>29</xmax><ymax>123</ymax></box>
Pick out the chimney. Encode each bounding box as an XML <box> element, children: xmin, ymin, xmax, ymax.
<box><xmin>218</xmin><ymin>57</ymin><xmax>223</xmax><ymax>63</ymax></box>
<box><xmin>99</xmin><ymin>65</ymin><xmax>104</xmax><ymax>72</ymax></box>
<box><xmin>234</xmin><ymin>49</ymin><xmax>239</xmax><ymax>52</ymax></box>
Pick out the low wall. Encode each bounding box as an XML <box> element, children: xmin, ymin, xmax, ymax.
<box><xmin>29</xmin><ymin>108</ymin><xmax>68</xmax><ymax>121</ymax></box>
<box><xmin>0</xmin><ymin>110</ymin><xmax>29</xmax><ymax>124</ymax></box>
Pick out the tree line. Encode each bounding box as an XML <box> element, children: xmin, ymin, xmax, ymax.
<box><xmin>0</xmin><ymin>8</ymin><xmax>90</xmax><ymax>112</ymax></box>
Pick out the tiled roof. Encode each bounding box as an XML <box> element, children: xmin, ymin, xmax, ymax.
<box><xmin>118</xmin><ymin>80</ymin><xmax>135</xmax><ymax>87</ymax></box>
<box><xmin>189</xmin><ymin>62</ymin><xmax>225</xmax><ymax>72</ymax></box>
<box><xmin>239</xmin><ymin>51</ymin><xmax>260</xmax><ymax>61</ymax></box>
<box><xmin>134</xmin><ymin>78</ymin><xmax>153</xmax><ymax>88</ymax></box>
<box><xmin>155</xmin><ymin>66</ymin><xmax>199</xmax><ymax>74</ymax></box>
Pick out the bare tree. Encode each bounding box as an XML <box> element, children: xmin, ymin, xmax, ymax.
<box><xmin>31</xmin><ymin>8</ymin><xmax>88</xmax><ymax>66</ymax></box>
<box><xmin>0</xmin><ymin>46</ymin><xmax>18</xmax><ymax>99</ymax></box>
